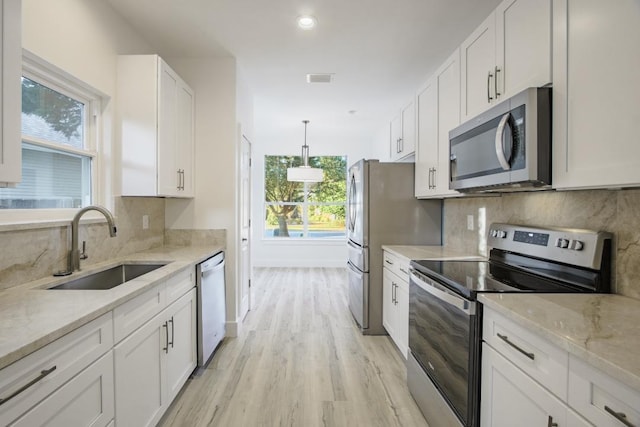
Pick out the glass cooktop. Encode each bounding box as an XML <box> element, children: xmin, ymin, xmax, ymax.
<box><xmin>410</xmin><ymin>258</ymin><xmax>594</xmax><ymax>300</ymax></box>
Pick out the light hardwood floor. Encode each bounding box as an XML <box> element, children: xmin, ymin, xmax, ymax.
<box><xmin>160</xmin><ymin>267</ymin><xmax>429</xmax><ymax>427</ymax></box>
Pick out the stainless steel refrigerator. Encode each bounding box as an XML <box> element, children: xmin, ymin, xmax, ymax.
<box><xmin>347</xmin><ymin>159</ymin><xmax>442</xmax><ymax>335</ymax></box>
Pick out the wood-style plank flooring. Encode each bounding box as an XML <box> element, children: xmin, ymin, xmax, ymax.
<box><xmin>160</xmin><ymin>267</ymin><xmax>429</xmax><ymax>427</ymax></box>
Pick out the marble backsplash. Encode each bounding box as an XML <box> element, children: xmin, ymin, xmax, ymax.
<box><xmin>443</xmin><ymin>188</ymin><xmax>640</xmax><ymax>299</ymax></box>
<box><xmin>164</xmin><ymin>228</ymin><xmax>226</xmax><ymax>247</ymax></box>
<box><xmin>0</xmin><ymin>197</ymin><xmax>165</xmax><ymax>290</ymax></box>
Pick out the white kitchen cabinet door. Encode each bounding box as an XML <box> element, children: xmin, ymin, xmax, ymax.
<box><xmin>11</xmin><ymin>352</ymin><xmax>115</xmax><ymax>427</ymax></box>
<box><xmin>157</xmin><ymin>61</ymin><xmax>179</xmax><ymax>196</ymax></box>
<box><xmin>461</xmin><ymin>0</ymin><xmax>551</xmax><ymax>121</ymax></box>
<box><xmin>481</xmin><ymin>344</ymin><xmax>567</xmax><ymax>427</ymax></box>
<box><xmin>120</xmin><ymin>55</ymin><xmax>195</xmax><ymax>198</ymax></box>
<box><xmin>0</xmin><ymin>0</ymin><xmax>21</xmax><ymax>186</ymax></box>
<box><xmin>495</xmin><ymin>0</ymin><xmax>551</xmax><ymax>101</ymax></box>
<box><xmin>165</xmin><ymin>289</ymin><xmax>197</xmax><ymax>403</ymax></box>
<box><xmin>382</xmin><ymin>267</ymin><xmax>396</xmax><ymax>341</ymax></box>
<box><xmin>394</xmin><ymin>281</ymin><xmax>409</xmax><ymax>359</ymax></box>
<box><xmin>460</xmin><ymin>13</ymin><xmax>495</xmax><ymax>121</ymax></box>
<box><xmin>414</xmin><ymin>78</ymin><xmax>438</xmax><ymax>197</ymax></box>
<box><xmin>389</xmin><ymin>101</ymin><xmax>416</xmax><ymax>161</ymax></box>
<box><xmin>415</xmin><ymin>50</ymin><xmax>460</xmax><ymax>198</ymax></box>
<box><xmin>389</xmin><ymin>114</ymin><xmax>401</xmax><ymax>160</ymax></box>
<box><xmin>400</xmin><ymin>101</ymin><xmax>415</xmax><ymax>158</ymax></box>
<box><xmin>435</xmin><ymin>50</ymin><xmax>461</xmax><ymax>197</ymax></box>
<box><xmin>114</xmin><ymin>313</ymin><xmax>167</xmax><ymax>427</ymax></box>
<box><xmin>553</xmin><ymin>0</ymin><xmax>640</xmax><ymax>189</ymax></box>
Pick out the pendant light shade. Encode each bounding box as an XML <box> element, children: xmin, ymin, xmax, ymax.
<box><xmin>287</xmin><ymin>120</ymin><xmax>324</xmax><ymax>182</ymax></box>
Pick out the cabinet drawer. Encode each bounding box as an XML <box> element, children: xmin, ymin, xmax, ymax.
<box><xmin>165</xmin><ymin>268</ymin><xmax>195</xmax><ymax>305</ymax></box>
<box><xmin>0</xmin><ymin>312</ymin><xmax>113</xmax><ymax>426</ymax></box>
<box><xmin>568</xmin><ymin>355</ymin><xmax>640</xmax><ymax>427</ymax></box>
<box><xmin>483</xmin><ymin>308</ymin><xmax>568</xmax><ymax>400</ymax></box>
<box><xmin>383</xmin><ymin>251</ymin><xmax>410</xmax><ymax>283</ymax></box>
<box><xmin>113</xmin><ymin>284</ymin><xmax>166</xmax><ymax>343</ymax></box>
<box><xmin>11</xmin><ymin>351</ymin><xmax>115</xmax><ymax>427</ymax></box>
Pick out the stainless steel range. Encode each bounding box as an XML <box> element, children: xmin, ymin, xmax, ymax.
<box><xmin>407</xmin><ymin>223</ymin><xmax>612</xmax><ymax>427</ymax></box>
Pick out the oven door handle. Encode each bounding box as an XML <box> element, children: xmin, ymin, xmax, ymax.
<box><xmin>410</xmin><ymin>268</ymin><xmax>475</xmax><ymax>316</ymax></box>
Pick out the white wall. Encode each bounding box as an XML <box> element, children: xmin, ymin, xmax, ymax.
<box><xmin>251</xmin><ymin>127</ymin><xmax>372</xmax><ymax>267</ymax></box>
<box><xmin>163</xmin><ymin>57</ymin><xmax>244</xmax><ymax>330</ymax></box>
<box><xmin>23</xmin><ymin>0</ymin><xmax>155</xmax><ymax>204</ymax></box>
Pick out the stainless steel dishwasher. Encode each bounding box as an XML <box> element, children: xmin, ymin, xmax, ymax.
<box><xmin>196</xmin><ymin>251</ymin><xmax>226</xmax><ymax>370</ymax></box>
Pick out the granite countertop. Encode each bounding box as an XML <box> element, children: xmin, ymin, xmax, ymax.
<box><xmin>0</xmin><ymin>244</ymin><xmax>223</xmax><ymax>370</ymax></box>
<box><xmin>381</xmin><ymin>245</ymin><xmax>486</xmax><ymax>261</ymax></box>
<box><xmin>479</xmin><ymin>293</ymin><xmax>640</xmax><ymax>392</ymax></box>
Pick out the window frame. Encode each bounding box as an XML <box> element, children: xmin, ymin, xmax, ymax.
<box><xmin>263</xmin><ymin>154</ymin><xmax>348</xmax><ymax>241</ymax></box>
<box><xmin>0</xmin><ymin>50</ymin><xmax>108</xmax><ymax>226</ymax></box>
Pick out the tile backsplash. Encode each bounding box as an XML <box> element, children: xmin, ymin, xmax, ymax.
<box><xmin>0</xmin><ymin>197</ymin><xmax>165</xmax><ymax>290</ymax></box>
<box><xmin>443</xmin><ymin>188</ymin><xmax>640</xmax><ymax>299</ymax></box>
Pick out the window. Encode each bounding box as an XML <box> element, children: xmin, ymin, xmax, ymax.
<box><xmin>0</xmin><ymin>56</ymin><xmax>98</xmax><ymax>210</ymax></box>
<box><xmin>264</xmin><ymin>155</ymin><xmax>347</xmax><ymax>239</ymax></box>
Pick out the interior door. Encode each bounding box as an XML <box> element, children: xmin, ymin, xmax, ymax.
<box><xmin>239</xmin><ymin>132</ymin><xmax>252</xmax><ymax>319</ymax></box>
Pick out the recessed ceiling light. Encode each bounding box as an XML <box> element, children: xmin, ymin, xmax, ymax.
<box><xmin>297</xmin><ymin>15</ymin><xmax>317</xmax><ymax>30</ymax></box>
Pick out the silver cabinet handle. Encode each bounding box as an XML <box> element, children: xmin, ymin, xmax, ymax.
<box><xmin>385</xmin><ymin>259</ymin><xmax>394</xmax><ymax>265</ymax></box>
<box><xmin>432</xmin><ymin>167</ymin><xmax>437</xmax><ymax>189</ymax></box>
<box><xmin>428</xmin><ymin>168</ymin><xmax>433</xmax><ymax>190</ymax></box>
<box><xmin>487</xmin><ymin>70</ymin><xmax>494</xmax><ymax>103</ymax></box>
<box><xmin>400</xmin><ymin>267</ymin><xmax>408</xmax><ymax>275</ymax></box>
<box><xmin>392</xmin><ymin>282</ymin><xmax>397</xmax><ymax>304</ymax></box>
<box><xmin>547</xmin><ymin>416</ymin><xmax>558</xmax><ymax>427</ymax></box>
<box><xmin>604</xmin><ymin>405</ymin><xmax>635</xmax><ymax>427</ymax></box>
<box><xmin>495</xmin><ymin>113</ymin><xmax>513</xmax><ymax>171</ymax></box>
<box><xmin>494</xmin><ymin>66</ymin><xmax>501</xmax><ymax>99</ymax></box>
<box><xmin>497</xmin><ymin>333</ymin><xmax>535</xmax><ymax>360</ymax></box>
<box><xmin>163</xmin><ymin>321</ymin><xmax>169</xmax><ymax>354</ymax></box>
<box><xmin>0</xmin><ymin>366</ymin><xmax>57</xmax><ymax>406</ymax></box>
<box><xmin>168</xmin><ymin>316</ymin><xmax>175</xmax><ymax>348</ymax></box>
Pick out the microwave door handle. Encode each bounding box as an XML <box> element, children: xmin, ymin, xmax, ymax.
<box><xmin>495</xmin><ymin>112</ymin><xmax>513</xmax><ymax>170</ymax></box>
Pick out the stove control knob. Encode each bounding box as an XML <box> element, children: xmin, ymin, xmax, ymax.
<box><xmin>556</xmin><ymin>238</ymin><xmax>570</xmax><ymax>248</ymax></box>
<box><xmin>569</xmin><ymin>240</ymin><xmax>584</xmax><ymax>251</ymax></box>
<box><xmin>491</xmin><ymin>229</ymin><xmax>498</xmax><ymax>238</ymax></box>
<box><xmin>497</xmin><ymin>230</ymin><xmax>507</xmax><ymax>238</ymax></box>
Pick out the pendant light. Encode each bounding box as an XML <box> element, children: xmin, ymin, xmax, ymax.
<box><xmin>287</xmin><ymin>120</ymin><xmax>324</xmax><ymax>182</ymax></box>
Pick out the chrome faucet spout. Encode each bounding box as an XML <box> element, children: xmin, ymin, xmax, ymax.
<box><xmin>69</xmin><ymin>205</ymin><xmax>117</xmax><ymax>272</ymax></box>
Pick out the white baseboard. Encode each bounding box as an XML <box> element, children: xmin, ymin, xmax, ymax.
<box><xmin>225</xmin><ymin>320</ymin><xmax>239</xmax><ymax>338</ymax></box>
<box><xmin>252</xmin><ymin>258</ymin><xmax>347</xmax><ymax>268</ymax></box>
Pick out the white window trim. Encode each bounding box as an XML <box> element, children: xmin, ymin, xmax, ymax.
<box><xmin>0</xmin><ymin>50</ymin><xmax>111</xmax><ymax>226</ymax></box>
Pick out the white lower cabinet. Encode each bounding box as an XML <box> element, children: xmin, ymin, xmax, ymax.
<box><xmin>165</xmin><ymin>288</ymin><xmax>197</xmax><ymax>402</ymax></box>
<box><xmin>114</xmin><ymin>288</ymin><xmax>196</xmax><ymax>427</ymax></box>
<box><xmin>11</xmin><ymin>352</ymin><xmax>114</xmax><ymax>427</ymax></box>
<box><xmin>0</xmin><ymin>313</ymin><xmax>114</xmax><ymax>426</ymax></box>
<box><xmin>382</xmin><ymin>251</ymin><xmax>410</xmax><ymax>359</ymax></box>
<box><xmin>482</xmin><ymin>306</ymin><xmax>640</xmax><ymax>427</ymax></box>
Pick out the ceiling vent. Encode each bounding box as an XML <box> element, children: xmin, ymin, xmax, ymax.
<box><xmin>306</xmin><ymin>73</ymin><xmax>333</xmax><ymax>83</ymax></box>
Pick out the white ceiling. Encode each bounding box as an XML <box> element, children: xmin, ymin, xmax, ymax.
<box><xmin>106</xmin><ymin>0</ymin><xmax>503</xmax><ymax>150</ymax></box>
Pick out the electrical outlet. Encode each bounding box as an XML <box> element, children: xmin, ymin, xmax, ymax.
<box><xmin>142</xmin><ymin>215</ymin><xmax>149</xmax><ymax>230</ymax></box>
<box><xmin>467</xmin><ymin>214</ymin><xmax>474</xmax><ymax>231</ymax></box>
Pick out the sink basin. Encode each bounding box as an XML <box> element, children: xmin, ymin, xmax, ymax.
<box><xmin>49</xmin><ymin>263</ymin><xmax>167</xmax><ymax>290</ymax></box>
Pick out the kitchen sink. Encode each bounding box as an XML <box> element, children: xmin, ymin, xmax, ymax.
<box><xmin>49</xmin><ymin>263</ymin><xmax>167</xmax><ymax>290</ymax></box>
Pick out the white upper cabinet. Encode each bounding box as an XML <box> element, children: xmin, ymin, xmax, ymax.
<box><xmin>460</xmin><ymin>0</ymin><xmax>551</xmax><ymax>121</ymax></box>
<box><xmin>415</xmin><ymin>50</ymin><xmax>461</xmax><ymax>198</ymax></box>
<box><xmin>552</xmin><ymin>0</ymin><xmax>640</xmax><ymax>190</ymax></box>
<box><xmin>0</xmin><ymin>0</ymin><xmax>22</xmax><ymax>186</ymax></box>
<box><xmin>389</xmin><ymin>100</ymin><xmax>416</xmax><ymax>161</ymax></box>
<box><xmin>119</xmin><ymin>55</ymin><xmax>195</xmax><ymax>198</ymax></box>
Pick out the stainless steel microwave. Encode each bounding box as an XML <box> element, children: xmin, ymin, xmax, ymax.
<box><xmin>449</xmin><ymin>87</ymin><xmax>551</xmax><ymax>192</ymax></box>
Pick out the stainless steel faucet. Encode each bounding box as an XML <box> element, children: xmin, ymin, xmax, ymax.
<box><xmin>69</xmin><ymin>205</ymin><xmax>117</xmax><ymax>272</ymax></box>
